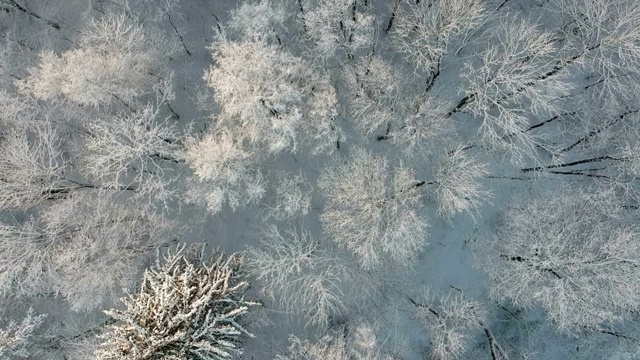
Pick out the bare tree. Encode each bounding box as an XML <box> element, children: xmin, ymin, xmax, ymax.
<box><xmin>411</xmin><ymin>289</ymin><xmax>488</xmax><ymax>360</ymax></box>
<box><xmin>16</xmin><ymin>12</ymin><xmax>174</xmax><ymax>108</ymax></box>
<box><xmin>183</xmin><ymin>128</ymin><xmax>266</xmax><ymax>214</ymax></box>
<box><xmin>0</xmin><ymin>191</ymin><xmax>173</xmax><ymax>312</ymax></box>
<box><xmin>0</xmin><ymin>218</ymin><xmax>48</xmax><ymax>298</ymax></box>
<box><xmin>343</xmin><ymin>55</ymin><xmax>401</xmax><ymax>138</ymax></box>
<box><xmin>43</xmin><ymin>191</ymin><xmax>173</xmax><ymax>312</ymax></box>
<box><xmin>319</xmin><ymin>148</ymin><xmax>429</xmax><ymax>270</ymax></box>
<box><xmin>0</xmin><ymin>122</ymin><xmax>77</xmax><ymax>211</ymax></box>
<box><xmin>275</xmin><ymin>323</ymin><xmax>395</xmax><ymax>360</ymax></box>
<box><xmin>0</xmin><ymin>122</ymin><xmax>134</xmax><ymax>212</ymax></box>
<box><xmin>245</xmin><ymin>225</ymin><xmax>347</xmax><ymax>328</ymax></box>
<box><xmin>96</xmin><ymin>243</ymin><xmax>260</xmax><ymax>360</ymax></box>
<box><xmin>478</xmin><ymin>186</ymin><xmax>640</xmax><ymax>333</ymax></box>
<box><xmin>554</xmin><ymin>0</ymin><xmax>640</xmax><ymax>103</ymax></box>
<box><xmin>204</xmin><ymin>36</ymin><xmax>340</xmax><ymax>154</ymax></box>
<box><xmin>80</xmin><ymin>92</ymin><xmax>184</xmax><ymax>210</ymax></box>
<box><xmin>391</xmin><ymin>0</ymin><xmax>486</xmax><ymax>75</ymax></box>
<box><xmin>0</xmin><ymin>307</ymin><xmax>46</xmax><ymax>359</ymax></box>
<box><xmin>226</xmin><ymin>0</ymin><xmax>288</xmax><ymax>43</ymax></box>
<box><xmin>388</xmin><ymin>93</ymin><xmax>458</xmax><ymax>155</ymax></box>
<box><xmin>301</xmin><ymin>73</ymin><xmax>344</xmax><ymax>154</ymax></box>
<box><xmin>430</xmin><ymin>146</ymin><xmax>492</xmax><ymax>220</ymax></box>
<box><xmin>262</xmin><ymin>172</ymin><xmax>313</xmax><ymax>221</ymax></box>
<box><xmin>458</xmin><ymin>16</ymin><xmax>573</xmax><ymax>163</ymax></box>
<box><xmin>299</xmin><ymin>0</ymin><xmax>376</xmax><ymax>61</ymax></box>
<box><xmin>0</xmin><ymin>90</ymin><xmax>39</xmax><ymax>128</ymax></box>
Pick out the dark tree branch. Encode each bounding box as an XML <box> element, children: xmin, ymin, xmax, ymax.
<box><xmin>543</xmin><ymin>170</ymin><xmax>611</xmax><ymax>179</ymax></box>
<box><xmin>522</xmin><ymin>155</ymin><xmax>625</xmax><ymax>173</ymax></box>
<box><xmin>495</xmin><ymin>0</ymin><xmax>511</xmax><ymax>11</ymax></box>
<box><xmin>483</xmin><ymin>327</ymin><xmax>509</xmax><ymax>360</ymax></box>
<box><xmin>408</xmin><ymin>296</ymin><xmax>440</xmax><ymax>317</ymax></box>
<box><xmin>166</xmin><ymin>13</ymin><xmax>191</xmax><ymax>56</ymax></box>
<box><xmin>560</xmin><ymin>109</ymin><xmax>638</xmax><ymax>153</ymax></box>
<box><xmin>3</xmin><ymin>0</ymin><xmax>61</xmax><ymax>30</ymax></box>
<box><xmin>423</xmin><ymin>59</ymin><xmax>441</xmax><ymax>95</ymax></box>
<box><xmin>445</xmin><ymin>94</ymin><xmax>474</xmax><ymax>118</ymax></box>
<box><xmin>385</xmin><ymin>0</ymin><xmax>401</xmax><ymax>34</ymax></box>
<box><xmin>500</xmin><ymin>254</ymin><xmax>562</xmax><ymax>279</ymax></box>
<box><xmin>149</xmin><ymin>153</ymin><xmax>184</xmax><ymax>164</ymax></box>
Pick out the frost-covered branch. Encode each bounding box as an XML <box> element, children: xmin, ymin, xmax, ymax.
<box><xmin>411</xmin><ymin>289</ymin><xmax>488</xmax><ymax>360</ymax></box>
<box><xmin>479</xmin><ymin>187</ymin><xmax>640</xmax><ymax>333</ymax></box>
<box><xmin>319</xmin><ymin>148</ymin><xmax>429</xmax><ymax>269</ymax></box>
<box><xmin>245</xmin><ymin>225</ymin><xmax>347</xmax><ymax>328</ymax></box>
<box><xmin>430</xmin><ymin>146</ymin><xmax>492</xmax><ymax>220</ymax></box>
<box><xmin>16</xmin><ymin>12</ymin><xmax>172</xmax><ymax>108</ymax></box>
<box><xmin>0</xmin><ymin>191</ymin><xmax>172</xmax><ymax>311</ymax></box>
<box><xmin>0</xmin><ymin>308</ymin><xmax>46</xmax><ymax>359</ymax></box>
<box><xmin>96</xmin><ymin>243</ymin><xmax>260</xmax><ymax>360</ymax></box>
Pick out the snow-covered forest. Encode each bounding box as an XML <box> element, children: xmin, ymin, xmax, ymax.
<box><xmin>1</xmin><ymin>0</ymin><xmax>640</xmax><ymax>358</ymax></box>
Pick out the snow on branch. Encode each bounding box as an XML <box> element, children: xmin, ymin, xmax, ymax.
<box><xmin>431</xmin><ymin>146</ymin><xmax>492</xmax><ymax>220</ymax></box>
<box><xmin>319</xmin><ymin>148</ymin><xmax>429</xmax><ymax>270</ymax></box>
<box><xmin>392</xmin><ymin>0</ymin><xmax>486</xmax><ymax>73</ymax></box>
<box><xmin>0</xmin><ymin>122</ymin><xmax>71</xmax><ymax>211</ymax></box>
<box><xmin>204</xmin><ymin>36</ymin><xmax>340</xmax><ymax>155</ymax></box>
<box><xmin>275</xmin><ymin>323</ymin><xmax>395</xmax><ymax>360</ymax></box>
<box><xmin>0</xmin><ymin>308</ymin><xmax>46</xmax><ymax>359</ymax></box>
<box><xmin>245</xmin><ymin>225</ymin><xmax>347</xmax><ymax>328</ymax></box>
<box><xmin>96</xmin><ymin>243</ymin><xmax>260</xmax><ymax>360</ymax></box>
<box><xmin>412</xmin><ymin>289</ymin><xmax>488</xmax><ymax>360</ymax></box>
<box><xmin>479</xmin><ymin>186</ymin><xmax>640</xmax><ymax>333</ymax></box>
<box><xmin>81</xmin><ymin>98</ymin><xmax>183</xmax><ymax>209</ymax></box>
<box><xmin>17</xmin><ymin>12</ymin><xmax>170</xmax><ymax>108</ymax></box>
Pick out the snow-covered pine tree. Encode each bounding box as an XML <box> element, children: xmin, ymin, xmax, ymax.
<box><xmin>96</xmin><ymin>243</ymin><xmax>260</xmax><ymax>360</ymax></box>
<box><xmin>0</xmin><ymin>307</ymin><xmax>46</xmax><ymax>359</ymax></box>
